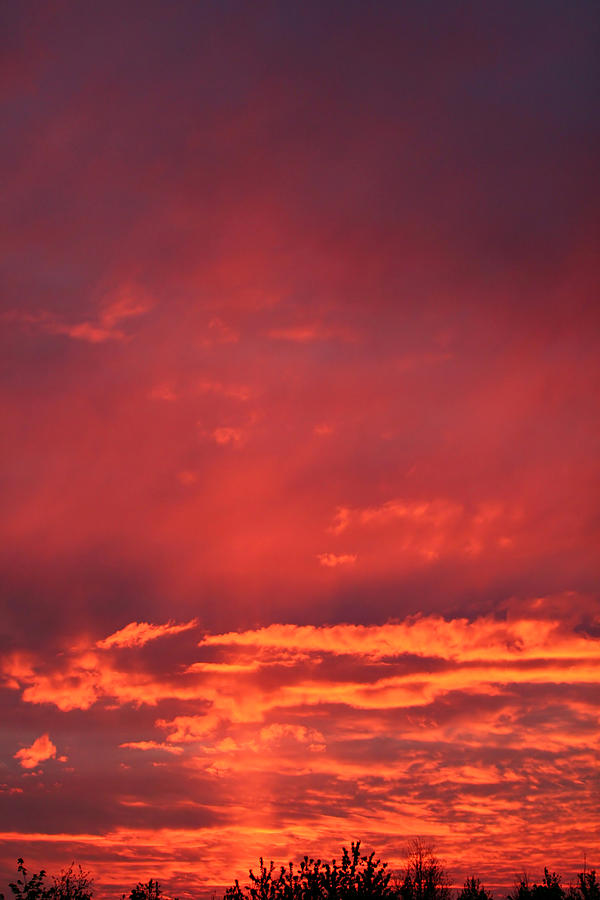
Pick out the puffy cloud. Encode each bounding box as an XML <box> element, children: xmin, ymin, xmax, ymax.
<box><xmin>14</xmin><ymin>734</ymin><xmax>57</xmax><ymax>770</ymax></box>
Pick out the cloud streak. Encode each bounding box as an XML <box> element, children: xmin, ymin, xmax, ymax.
<box><xmin>97</xmin><ymin>619</ymin><xmax>197</xmax><ymax>649</ymax></box>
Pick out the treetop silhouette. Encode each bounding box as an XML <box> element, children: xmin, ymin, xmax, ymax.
<box><xmin>1</xmin><ymin>844</ymin><xmax>597</xmax><ymax>900</ymax></box>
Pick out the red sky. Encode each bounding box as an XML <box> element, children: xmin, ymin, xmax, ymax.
<box><xmin>1</xmin><ymin>1</ymin><xmax>599</xmax><ymax>896</ymax></box>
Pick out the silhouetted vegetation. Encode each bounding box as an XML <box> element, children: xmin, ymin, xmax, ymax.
<box><xmin>457</xmin><ymin>878</ymin><xmax>493</xmax><ymax>900</ymax></box>
<box><xmin>2</xmin><ymin>845</ymin><xmax>597</xmax><ymax>900</ymax></box>
<box><xmin>226</xmin><ymin>841</ymin><xmax>393</xmax><ymax>900</ymax></box>
<box><xmin>508</xmin><ymin>870</ymin><xmax>600</xmax><ymax>900</ymax></box>
<box><xmin>573</xmin><ymin>872</ymin><xmax>600</xmax><ymax>900</ymax></box>
<box><xmin>122</xmin><ymin>883</ymin><xmax>162</xmax><ymax>900</ymax></box>
<box><xmin>3</xmin><ymin>860</ymin><xmax>93</xmax><ymax>900</ymax></box>
<box><xmin>398</xmin><ymin>840</ymin><xmax>450</xmax><ymax>900</ymax></box>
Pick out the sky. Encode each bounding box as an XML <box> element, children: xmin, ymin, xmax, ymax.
<box><xmin>1</xmin><ymin>0</ymin><xmax>599</xmax><ymax>896</ymax></box>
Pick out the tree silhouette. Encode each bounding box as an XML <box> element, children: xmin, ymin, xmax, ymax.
<box><xmin>50</xmin><ymin>865</ymin><xmax>93</xmax><ymax>900</ymax></box>
<box><xmin>1</xmin><ymin>859</ymin><xmax>93</xmax><ymax>900</ymax></box>
<box><xmin>509</xmin><ymin>870</ymin><xmax>566</xmax><ymax>900</ymax></box>
<box><xmin>4</xmin><ymin>859</ymin><xmax>50</xmax><ymax>900</ymax></box>
<box><xmin>458</xmin><ymin>877</ymin><xmax>493</xmax><ymax>900</ymax></box>
<box><xmin>2</xmin><ymin>847</ymin><xmax>597</xmax><ymax>900</ymax></box>
<box><xmin>398</xmin><ymin>840</ymin><xmax>450</xmax><ymax>900</ymax></box>
<box><xmin>572</xmin><ymin>872</ymin><xmax>600</xmax><ymax>900</ymax></box>
<box><xmin>226</xmin><ymin>842</ymin><xmax>394</xmax><ymax>900</ymax></box>
<box><xmin>123</xmin><ymin>881</ymin><xmax>162</xmax><ymax>900</ymax></box>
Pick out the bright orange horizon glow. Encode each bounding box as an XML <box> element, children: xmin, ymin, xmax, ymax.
<box><xmin>1</xmin><ymin>2</ymin><xmax>599</xmax><ymax>897</ymax></box>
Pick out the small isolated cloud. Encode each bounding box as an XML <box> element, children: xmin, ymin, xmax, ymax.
<box><xmin>97</xmin><ymin>619</ymin><xmax>197</xmax><ymax>649</ymax></box>
<box><xmin>212</xmin><ymin>427</ymin><xmax>244</xmax><ymax>446</ymax></box>
<box><xmin>317</xmin><ymin>552</ymin><xmax>357</xmax><ymax>568</ymax></box>
<box><xmin>14</xmin><ymin>734</ymin><xmax>57</xmax><ymax>770</ymax></box>
<box><xmin>120</xmin><ymin>741</ymin><xmax>184</xmax><ymax>755</ymax></box>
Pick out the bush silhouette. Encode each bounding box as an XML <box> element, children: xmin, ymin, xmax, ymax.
<box><xmin>457</xmin><ymin>878</ymin><xmax>493</xmax><ymax>900</ymax></box>
<box><xmin>1</xmin><ymin>849</ymin><xmax>597</xmax><ymax>900</ymax></box>
<box><xmin>509</xmin><ymin>870</ymin><xmax>566</xmax><ymax>900</ymax></box>
<box><xmin>571</xmin><ymin>872</ymin><xmax>600</xmax><ymax>900</ymax></box>
<box><xmin>2</xmin><ymin>860</ymin><xmax>92</xmax><ymax>900</ymax></box>
<box><xmin>5</xmin><ymin>859</ymin><xmax>50</xmax><ymax>900</ymax></box>
<box><xmin>123</xmin><ymin>882</ymin><xmax>162</xmax><ymax>900</ymax></box>
<box><xmin>398</xmin><ymin>840</ymin><xmax>450</xmax><ymax>900</ymax></box>
<box><xmin>226</xmin><ymin>841</ymin><xmax>393</xmax><ymax>900</ymax></box>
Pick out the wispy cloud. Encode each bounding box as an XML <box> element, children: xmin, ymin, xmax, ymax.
<box><xmin>97</xmin><ymin>619</ymin><xmax>197</xmax><ymax>649</ymax></box>
<box><xmin>6</xmin><ymin>286</ymin><xmax>153</xmax><ymax>344</ymax></box>
<box><xmin>328</xmin><ymin>498</ymin><xmax>521</xmax><ymax>562</ymax></box>
<box><xmin>119</xmin><ymin>740</ymin><xmax>184</xmax><ymax>755</ymax></box>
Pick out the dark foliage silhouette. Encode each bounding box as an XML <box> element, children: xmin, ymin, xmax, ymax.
<box><xmin>1</xmin><ymin>849</ymin><xmax>597</xmax><ymax>900</ymax></box>
<box><xmin>571</xmin><ymin>872</ymin><xmax>600</xmax><ymax>900</ymax></box>
<box><xmin>5</xmin><ymin>859</ymin><xmax>49</xmax><ymax>900</ymax></box>
<box><xmin>2</xmin><ymin>860</ymin><xmax>92</xmax><ymax>900</ymax></box>
<box><xmin>226</xmin><ymin>842</ymin><xmax>393</xmax><ymax>900</ymax></box>
<box><xmin>398</xmin><ymin>840</ymin><xmax>450</xmax><ymax>900</ymax></box>
<box><xmin>509</xmin><ymin>870</ymin><xmax>565</xmax><ymax>900</ymax></box>
<box><xmin>51</xmin><ymin>865</ymin><xmax>94</xmax><ymax>900</ymax></box>
<box><xmin>122</xmin><ymin>882</ymin><xmax>162</xmax><ymax>900</ymax></box>
<box><xmin>457</xmin><ymin>878</ymin><xmax>493</xmax><ymax>900</ymax></box>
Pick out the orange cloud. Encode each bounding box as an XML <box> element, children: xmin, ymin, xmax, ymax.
<box><xmin>14</xmin><ymin>734</ymin><xmax>57</xmax><ymax>769</ymax></box>
<box><xmin>97</xmin><ymin>619</ymin><xmax>198</xmax><ymax>649</ymax></box>
<box><xmin>198</xmin><ymin>610</ymin><xmax>599</xmax><ymax>664</ymax></box>
<box><xmin>5</xmin><ymin>607</ymin><xmax>598</xmax><ymax>718</ymax></box>
<box><xmin>156</xmin><ymin>714</ymin><xmax>221</xmax><ymax>742</ymax></box>
<box><xmin>317</xmin><ymin>552</ymin><xmax>357</xmax><ymax>567</ymax></box>
<box><xmin>119</xmin><ymin>741</ymin><xmax>184</xmax><ymax>755</ymax></box>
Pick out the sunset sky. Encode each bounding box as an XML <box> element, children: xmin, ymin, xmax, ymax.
<box><xmin>1</xmin><ymin>1</ymin><xmax>599</xmax><ymax>896</ymax></box>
